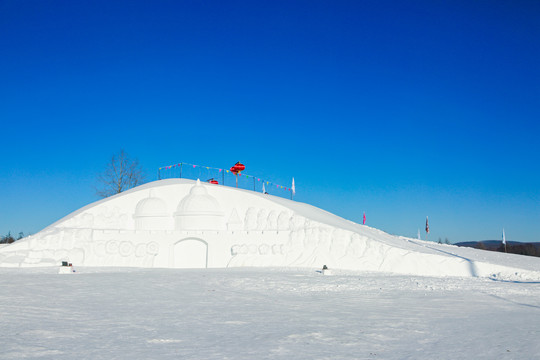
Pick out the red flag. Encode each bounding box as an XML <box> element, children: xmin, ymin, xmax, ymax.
<box><xmin>425</xmin><ymin>216</ymin><xmax>429</xmax><ymax>233</ymax></box>
<box><xmin>363</xmin><ymin>212</ymin><xmax>366</xmax><ymax>225</ymax></box>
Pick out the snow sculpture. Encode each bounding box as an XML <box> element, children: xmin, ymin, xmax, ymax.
<box><xmin>277</xmin><ymin>211</ymin><xmax>290</xmax><ymax>231</ymax></box>
<box><xmin>94</xmin><ymin>206</ymin><xmax>128</xmax><ymax>229</ymax></box>
<box><xmin>267</xmin><ymin>211</ymin><xmax>278</xmax><ymax>230</ymax></box>
<box><xmin>173</xmin><ymin>238</ymin><xmax>207</xmax><ymax>268</ymax></box>
<box><xmin>244</xmin><ymin>207</ymin><xmax>258</xmax><ymax>231</ymax></box>
<box><xmin>133</xmin><ymin>190</ymin><xmax>170</xmax><ymax>230</ymax></box>
<box><xmin>257</xmin><ymin>209</ymin><xmax>268</xmax><ymax>230</ymax></box>
<box><xmin>227</xmin><ymin>208</ymin><xmax>243</xmax><ymax>230</ymax></box>
<box><xmin>174</xmin><ymin>180</ymin><xmax>225</xmax><ymax>231</ymax></box>
<box><xmin>1</xmin><ymin>177</ymin><xmax>540</xmax><ymax>281</ymax></box>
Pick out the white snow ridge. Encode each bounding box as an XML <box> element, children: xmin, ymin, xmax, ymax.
<box><xmin>1</xmin><ymin>178</ymin><xmax>539</xmax><ymax>281</ymax></box>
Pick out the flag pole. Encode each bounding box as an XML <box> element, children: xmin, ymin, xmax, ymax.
<box><xmin>425</xmin><ymin>216</ymin><xmax>429</xmax><ymax>242</ymax></box>
<box><xmin>502</xmin><ymin>228</ymin><xmax>507</xmax><ymax>253</ymax></box>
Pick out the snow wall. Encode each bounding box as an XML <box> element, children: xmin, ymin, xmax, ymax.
<box><xmin>1</xmin><ymin>179</ymin><xmax>539</xmax><ymax>280</ymax></box>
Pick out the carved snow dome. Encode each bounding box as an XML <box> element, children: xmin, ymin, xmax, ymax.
<box><xmin>175</xmin><ymin>180</ymin><xmax>225</xmax><ymax>230</ymax></box>
<box><xmin>133</xmin><ymin>189</ymin><xmax>171</xmax><ymax>230</ymax></box>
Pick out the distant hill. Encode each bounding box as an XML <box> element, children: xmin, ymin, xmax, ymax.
<box><xmin>455</xmin><ymin>240</ymin><xmax>540</xmax><ymax>258</ymax></box>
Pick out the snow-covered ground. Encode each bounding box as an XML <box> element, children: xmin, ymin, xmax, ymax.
<box><xmin>1</xmin><ymin>267</ymin><xmax>539</xmax><ymax>359</ymax></box>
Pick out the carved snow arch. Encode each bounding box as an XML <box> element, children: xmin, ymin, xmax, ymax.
<box><xmin>172</xmin><ymin>238</ymin><xmax>208</xmax><ymax>268</ymax></box>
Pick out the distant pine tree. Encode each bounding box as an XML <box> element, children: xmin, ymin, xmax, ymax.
<box><xmin>1</xmin><ymin>231</ymin><xmax>15</xmax><ymax>244</ymax></box>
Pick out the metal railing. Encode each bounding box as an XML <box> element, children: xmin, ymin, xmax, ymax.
<box><xmin>158</xmin><ymin>162</ymin><xmax>295</xmax><ymax>199</ymax></box>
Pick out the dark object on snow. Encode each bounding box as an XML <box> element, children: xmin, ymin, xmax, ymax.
<box><xmin>62</xmin><ymin>261</ymin><xmax>69</xmax><ymax>267</ymax></box>
<box><xmin>322</xmin><ymin>265</ymin><xmax>328</xmax><ymax>270</ymax></box>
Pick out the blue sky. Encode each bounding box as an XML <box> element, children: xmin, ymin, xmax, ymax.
<box><xmin>1</xmin><ymin>0</ymin><xmax>539</xmax><ymax>243</ymax></box>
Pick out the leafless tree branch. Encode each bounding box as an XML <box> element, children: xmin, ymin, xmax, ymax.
<box><xmin>95</xmin><ymin>150</ymin><xmax>146</xmax><ymax>198</ymax></box>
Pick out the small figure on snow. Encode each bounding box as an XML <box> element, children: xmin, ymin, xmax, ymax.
<box><xmin>322</xmin><ymin>265</ymin><xmax>332</xmax><ymax>275</ymax></box>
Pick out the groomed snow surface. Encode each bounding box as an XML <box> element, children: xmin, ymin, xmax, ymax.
<box><xmin>1</xmin><ymin>267</ymin><xmax>539</xmax><ymax>360</ymax></box>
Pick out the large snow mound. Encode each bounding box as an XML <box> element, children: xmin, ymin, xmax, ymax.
<box><xmin>1</xmin><ymin>179</ymin><xmax>539</xmax><ymax>280</ymax></box>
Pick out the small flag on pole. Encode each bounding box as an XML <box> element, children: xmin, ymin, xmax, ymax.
<box><xmin>425</xmin><ymin>216</ymin><xmax>429</xmax><ymax>234</ymax></box>
<box><xmin>363</xmin><ymin>212</ymin><xmax>366</xmax><ymax>225</ymax></box>
<box><xmin>262</xmin><ymin>183</ymin><xmax>266</xmax><ymax>194</ymax></box>
<box><xmin>291</xmin><ymin>177</ymin><xmax>296</xmax><ymax>196</ymax></box>
<box><xmin>502</xmin><ymin>229</ymin><xmax>506</xmax><ymax>245</ymax></box>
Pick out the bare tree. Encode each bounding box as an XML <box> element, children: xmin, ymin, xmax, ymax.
<box><xmin>96</xmin><ymin>150</ymin><xmax>145</xmax><ymax>198</ymax></box>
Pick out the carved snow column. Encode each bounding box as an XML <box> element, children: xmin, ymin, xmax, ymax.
<box><xmin>175</xmin><ymin>180</ymin><xmax>225</xmax><ymax>231</ymax></box>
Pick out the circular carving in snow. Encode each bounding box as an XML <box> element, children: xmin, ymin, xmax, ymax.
<box><xmin>119</xmin><ymin>241</ymin><xmax>134</xmax><ymax>257</ymax></box>
<box><xmin>239</xmin><ymin>244</ymin><xmax>248</xmax><ymax>255</ymax></box>
<box><xmin>259</xmin><ymin>244</ymin><xmax>270</xmax><ymax>255</ymax></box>
<box><xmin>106</xmin><ymin>241</ymin><xmax>119</xmax><ymax>254</ymax></box>
<box><xmin>147</xmin><ymin>242</ymin><xmax>159</xmax><ymax>256</ymax></box>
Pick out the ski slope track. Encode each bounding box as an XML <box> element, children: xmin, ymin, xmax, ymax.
<box><xmin>1</xmin><ymin>179</ymin><xmax>539</xmax><ymax>281</ymax></box>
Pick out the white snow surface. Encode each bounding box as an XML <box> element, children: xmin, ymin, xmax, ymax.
<box><xmin>1</xmin><ymin>178</ymin><xmax>540</xmax><ymax>281</ymax></box>
<box><xmin>1</xmin><ymin>267</ymin><xmax>539</xmax><ymax>359</ymax></box>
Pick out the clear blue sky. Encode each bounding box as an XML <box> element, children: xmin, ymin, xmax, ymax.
<box><xmin>1</xmin><ymin>0</ymin><xmax>539</xmax><ymax>243</ymax></box>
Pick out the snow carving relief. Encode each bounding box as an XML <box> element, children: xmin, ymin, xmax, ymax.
<box><xmin>175</xmin><ymin>180</ymin><xmax>225</xmax><ymax>231</ymax></box>
<box><xmin>227</xmin><ymin>208</ymin><xmax>243</xmax><ymax>230</ymax></box>
<box><xmin>277</xmin><ymin>211</ymin><xmax>290</xmax><ymax>231</ymax></box>
<box><xmin>231</xmin><ymin>243</ymin><xmax>284</xmax><ymax>256</ymax></box>
<box><xmin>257</xmin><ymin>209</ymin><xmax>268</xmax><ymax>230</ymax></box>
<box><xmin>2</xmin><ymin>177</ymin><xmax>537</xmax><ymax>280</ymax></box>
<box><xmin>94</xmin><ymin>207</ymin><xmax>129</xmax><ymax>229</ymax></box>
<box><xmin>244</xmin><ymin>208</ymin><xmax>258</xmax><ymax>231</ymax></box>
<box><xmin>133</xmin><ymin>190</ymin><xmax>171</xmax><ymax>231</ymax></box>
<box><xmin>91</xmin><ymin>239</ymin><xmax>159</xmax><ymax>266</ymax></box>
<box><xmin>267</xmin><ymin>211</ymin><xmax>278</xmax><ymax>230</ymax></box>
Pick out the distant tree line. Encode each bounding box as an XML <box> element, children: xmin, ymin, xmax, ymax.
<box><xmin>438</xmin><ymin>237</ymin><xmax>451</xmax><ymax>245</ymax></box>
<box><xmin>0</xmin><ymin>232</ymin><xmax>25</xmax><ymax>244</ymax></box>
<box><xmin>474</xmin><ymin>241</ymin><xmax>540</xmax><ymax>258</ymax></box>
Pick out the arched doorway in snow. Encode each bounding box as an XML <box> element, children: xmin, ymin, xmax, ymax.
<box><xmin>172</xmin><ymin>238</ymin><xmax>208</xmax><ymax>268</ymax></box>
